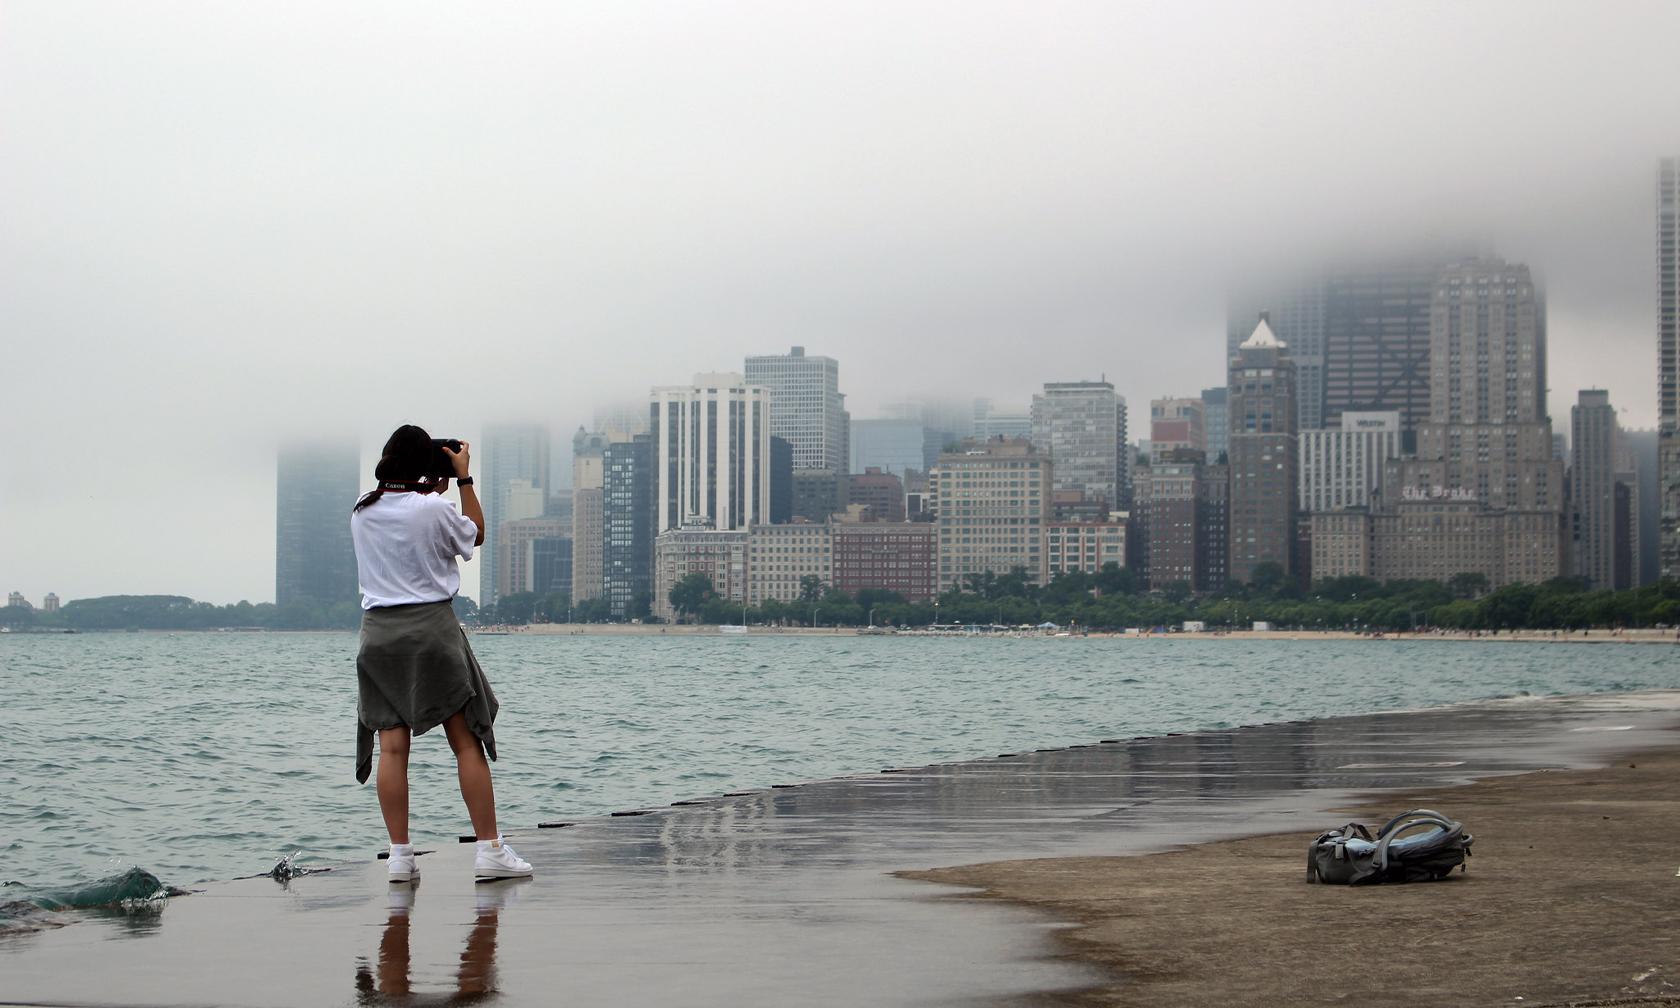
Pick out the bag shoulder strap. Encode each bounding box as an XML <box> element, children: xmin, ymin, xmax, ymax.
<box><xmin>1376</xmin><ymin>808</ymin><xmax>1457</xmax><ymax>838</ymax></box>
<box><xmin>1374</xmin><ymin>809</ymin><xmax>1462</xmax><ymax>871</ymax></box>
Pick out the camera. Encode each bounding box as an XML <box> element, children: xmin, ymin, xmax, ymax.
<box><xmin>429</xmin><ymin>439</ymin><xmax>464</xmax><ymax>477</ymax></box>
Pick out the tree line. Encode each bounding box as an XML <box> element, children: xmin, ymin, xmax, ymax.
<box><xmin>0</xmin><ymin>594</ymin><xmax>454</xmax><ymax>631</ymax></box>
<box><xmin>5</xmin><ymin>569</ymin><xmax>1676</xmax><ymax>632</ymax></box>
<box><xmin>657</xmin><ymin>564</ymin><xmax>1680</xmax><ymax>632</ymax></box>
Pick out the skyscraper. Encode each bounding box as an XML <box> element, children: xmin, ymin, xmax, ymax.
<box><xmin>1133</xmin><ymin>451</ymin><xmax>1205</xmax><ymax>589</ymax></box>
<box><xmin>1201</xmin><ymin>387</ymin><xmax>1229</xmax><ymax>462</ymax></box>
<box><xmin>890</xmin><ymin>398</ymin><xmax>973</xmax><ymax>471</ymax></box>
<box><xmin>570</xmin><ymin>429</ymin><xmax>609</xmax><ymax>604</ymax></box>
<box><xmin>1197</xmin><ymin>457</ymin><xmax>1229</xmax><ymax>593</ymax></box>
<box><xmin>602</xmin><ymin>434</ymin><xmax>654</xmax><ymax>618</ymax></box>
<box><xmin>932</xmin><ymin>437</ymin><xmax>1051</xmax><ymax>590</ymax></box>
<box><xmin>1321</xmin><ymin>263</ymin><xmax>1443</xmax><ymax>434</ymax></box>
<box><xmin>480</xmin><ymin>423</ymin><xmax>551</xmax><ymax>609</ymax></box>
<box><xmin>1571</xmin><ymin>390</ymin><xmax>1620</xmax><ymax>589</ymax></box>
<box><xmin>849</xmin><ymin>418</ymin><xmax>926</xmax><ymax>477</ymax></box>
<box><xmin>1322</xmin><ymin>259</ymin><xmax>1566</xmax><ymax>587</ymax></box>
<box><xmin>1614</xmin><ymin>424</ymin><xmax>1642</xmax><ymax>589</ymax></box>
<box><xmin>769</xmin><ymin>436</ymin><xmax>794</xmax><ymax>524</ymax></box>
<box><xmin>1625</xmin><ymin>428</ymin><xmax>1661</xmax><ymax>585</ymax></box>
<box><xmin>650</xmin><ymin>373</ymin><xmax>772</xmax><ymax>533</ymax></box>
<box><xmin>1232</xmin><ymin>258</ymin><xmax>1456</xmax><ymax>435</ymax></box>
<box><xmin>1658</xmin><ymin>157</ymin><xmax>1680</xmax><ymax>578</ymax></box>
<box><xmin>276</xmin><ymin>441</ymin><xmax>360</xmax><ymax>611</ymax></box>
<box><xmin>1030</xmin><ymin>381</ymin><xmax>1124</xmax><ymax>511</ymax></box>
<box><xmin>593</xmin><ymin>402</ymin><xmax>651</xmax><ymax>438</ymax></box>
<box><xmin>1401</xmin><ymin>260</ymin><xmax>1562</xmax><ymax>514</ymax></box>
<box><xmin>972</xmin><ymin>399</ymin><xmax>1033</xmax><ymax>440</ymax></box>
<box><xmin>743</xmin><ymin>346</ymin><xmax>846</xmax><ymax>472</ymax></box>
<box><xmin>1228</xmin><ymin>281</ymin><xmax>1325</xmax><ymax>431</ymax></box>
<box><xmin>1226</xmin><ymin>317</ymin><xmax>1298</xmax><ymax>583</ymax></box>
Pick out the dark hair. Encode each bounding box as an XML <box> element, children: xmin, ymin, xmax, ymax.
<box><xmin>353</xmin><ymin>424</ymin><xmax>445</xmax><ymax>512</ymax></box>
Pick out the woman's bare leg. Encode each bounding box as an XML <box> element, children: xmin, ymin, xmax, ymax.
<box><xmin>377</xmin><ymin>727</ymin><xmax>412</xmax><ymax>845</ymax></box>
<box><xmin>443</xmin><ymin>712</ymin><xmax>498</xmax><ymax>840</ymax></box>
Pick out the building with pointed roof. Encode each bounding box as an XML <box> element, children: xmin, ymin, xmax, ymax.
<box><xmin>1227</xmin><ymin>314</ymin><xmax>1299</xmax><ymax>584</ymax></box>
<box><xmin>1241</xmin><ymin>316</ymin><xmax>1282</xmax><ymax>349</ymax></box>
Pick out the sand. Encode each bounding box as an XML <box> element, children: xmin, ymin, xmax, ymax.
<box><xmin>904</xmin><ymin>747</ymin><xmax>1680</xmax><ymax>1007</ymax></box>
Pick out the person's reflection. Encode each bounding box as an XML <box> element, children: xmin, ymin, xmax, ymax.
<box><xmin>356</xmin><ymin>880</ymin><xmax>527</xmax><ymax>1005</ymax></box>
<box><xmin>454</xmin><ymin>886</ymin><xmax>503</xmax><ymax>999</ymax></box>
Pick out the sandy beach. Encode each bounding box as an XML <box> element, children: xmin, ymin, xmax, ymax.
<box><xmin>905</xmin><ymin>744</ymin><xmax>1680</xmax><ymax>1007</ymax></box>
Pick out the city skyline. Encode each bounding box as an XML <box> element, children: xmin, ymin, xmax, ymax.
<box><xmin>12</xmin><ymin>284</ymin><xmax>1670</xmax><ymax>608</ymax></box>
<box><xmin>5</xmin><ymin>3</ymin><xmax>1679</xmax><ymax>604</ymax></box>
<box><xmin>10</xmin><ymin>284</ymin><xmax>1671</xmax><ymax>608</ymax></box>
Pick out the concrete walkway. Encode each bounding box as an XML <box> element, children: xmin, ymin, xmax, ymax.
<box><xmin>5</xmin><ymin>691</ymin><xmax>1675</xmax><ymax>1007</ymax></box>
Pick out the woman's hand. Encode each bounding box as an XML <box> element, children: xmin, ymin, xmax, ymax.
<box><xmin>442</xmin><ymin>440</ymin><xmax>472</xmax><ymax>479</ymax></box>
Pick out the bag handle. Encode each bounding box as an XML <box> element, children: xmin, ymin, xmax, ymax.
<box><xmin>1374</xmin><ymin>809</ymin><xmax>1461</xmax><ymax>872</ymax></box>
<box><xmin>1376</xmin><ymin>808</ymin><xmax>1456</xmax><ymax>839</ymax></box>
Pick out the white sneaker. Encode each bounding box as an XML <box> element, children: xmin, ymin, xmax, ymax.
<box><xmin>473</xmin><ymin>837</ymin><xmax>533</xmax><ymax>880</ymax></box>
<box><xmin>387</xmin><ymin>844</ymin><xmax>418</xmax><ymax>883</ymax></box>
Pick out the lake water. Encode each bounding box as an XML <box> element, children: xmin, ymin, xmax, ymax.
<box><xmin>4</xmin><ymin>631</ymin><xmax>1676</xmax><ymax>896</ymax></box>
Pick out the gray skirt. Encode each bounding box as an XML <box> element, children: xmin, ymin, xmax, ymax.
<box><xmin>355</xmin><ymin>600</ymin><xmax>499</xmax><ymax>783</ymax></box>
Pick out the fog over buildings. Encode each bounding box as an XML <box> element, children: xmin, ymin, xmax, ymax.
<box><xmin>3</xmin><ymin>1</ymin><xmax>1678</xmax><ymax>604</ymax></box>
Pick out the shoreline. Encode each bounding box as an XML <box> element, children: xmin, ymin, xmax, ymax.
<box><xmin>10</xmin><ymin>624</ymin><xmax>1674</xmax><ymax>643</ymax></box>
<box><xmin>5</xmin><ymin>691</ymin><xmax>1677</xmax><ymax>1006</ymax></box>
<box><xmin>489</xmin><ymin>623</ymin><xmax>1680</xmax><ymax>644</ymax></box>
<box><xmin>904</xmin><ymin>738</ymin><xmax>1680</xmax><ymax>1007</ymax></box>
<box><xmin>14</xmin><ymin>688</ymin><xmax>1669</xmax><ymax>897</ymax></box>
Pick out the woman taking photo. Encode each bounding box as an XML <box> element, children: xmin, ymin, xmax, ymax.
<box><xmin>350</xmin><ymin>424</ymin><xmax>533</xmax><ymax>883</ymax></box>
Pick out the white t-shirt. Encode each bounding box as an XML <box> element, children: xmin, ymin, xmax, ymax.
<box><xmin>350</xmin><ymin>491</ymin><xmax>478</xmax><ymax>610</ymax></box>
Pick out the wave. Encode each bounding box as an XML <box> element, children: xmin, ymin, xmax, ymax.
<box><xmin>0</xmin><ymin>866</ymin><xmax>182</xmax><ymax>934</ymax></box>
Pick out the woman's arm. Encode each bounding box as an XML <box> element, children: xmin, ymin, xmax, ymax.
<box><xmin>443</xmin><ymin>441</ymin><xmax>487</xmax><ymax>547</ymax></box>
<box><xmin>458</xmin><ymin>481</ymin><xmax>486</xmax><ymax>547</ymax></box>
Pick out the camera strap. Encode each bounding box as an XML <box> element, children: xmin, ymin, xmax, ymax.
<box><xmin>378</xmin><ymin>479</ymin><xmax>437</xmax><ymax>493</ymax></box>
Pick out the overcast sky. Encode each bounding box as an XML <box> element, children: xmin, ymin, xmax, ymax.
<box><xmin>4</xmin><ymin>1</ymin><xmax>1677</xmax><ymax>605</ymax></box>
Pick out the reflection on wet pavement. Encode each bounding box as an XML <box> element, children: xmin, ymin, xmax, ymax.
<box><xmin>2</xmin><ymin>692</ymin><xmax>1675</xmax><ymax>1007</ymax></box>
<box><xmin>354</xmin><ymin>880</ymin><xmax>519</xmax><ymax>1006</ymax></box>
<box><xmin>562</xmin><ymin>693</ymin><xmax>1677</xmax><ymax>879</ymax></box>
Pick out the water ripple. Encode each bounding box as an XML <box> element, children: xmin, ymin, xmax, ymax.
<box><xmin>2</xmin><ymin>632</ymin><xmax>1676</xmax><ymax>891</ymax></box>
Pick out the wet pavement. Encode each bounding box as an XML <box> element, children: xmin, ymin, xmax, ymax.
<box><xmin>4</xmin><ymin>690</ymin><xmax>1677</xmax><ymax>1008</ymax></box>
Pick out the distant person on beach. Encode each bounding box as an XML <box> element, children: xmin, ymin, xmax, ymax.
<box><xmin>350</xmin><ymin>424</ymin><xmax>533</xmax><ymax>884</ymax></box>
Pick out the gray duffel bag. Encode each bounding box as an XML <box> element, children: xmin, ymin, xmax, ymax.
<box><xmin>1307</xmin><ymin>808</ymin><xmax>1473</xmax><ymax>885</ymax></box>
